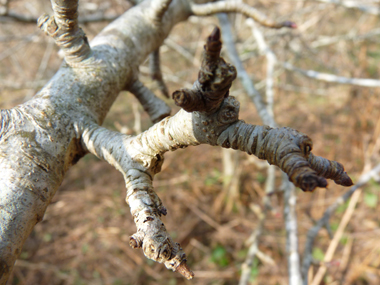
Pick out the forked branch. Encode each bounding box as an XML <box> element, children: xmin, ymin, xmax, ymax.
<box><xmin>79</xmin><ymin>27</ymin><xmax>352</xmax><ymax>280</ymax></box>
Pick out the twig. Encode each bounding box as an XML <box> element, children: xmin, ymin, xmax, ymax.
<box><xmin>127</xmin><ymin>79</ymin><xmax>171</xmax><ymax>123</ymax></box>
<box><xmin>217</xmin><ymin>13</ymin><xmax>276</xmax><ymax>127</ymax></box>
<box><xmin>283</xmin><ymin>176</ymin><xmax>303</xmax><ymax>285</ymax></box>
<box><xmin>310</xmin><ymin>27</ymin><xmax>380</xmax><ymax>48</ymax></box>
<box><xmin>149</xmin><ymin>48</ymin><xmax>170</xmax><ymax>98</ymax></box>
<box><xmin>312</xmin><ymin>0</ymin><xmax>380</xmax><ymax>15</ymax></box>
<box><xmin>217</xmin><ymin>15</ymin><xmax>276</xmax><ymax>285</ymax></box>
<box><xmin>191</xmin><ymin>1</ymin><xmax>297</xmax><ymax>29</ymax></box>
<box><xmin>247</xmin><ymin>19</ymin><xmax>277</xmax><ymax>117</ymax></box>
<box><xmin>239</xmin><ymin>204</ymin><xmax>266</xmax><ymax>285</ymax></box>
<box><xmin>218</xmin><ymin>14</ymin><xmax>304</xmax><ymax>285</ymax></box>
<box><xmin>302</xmin><ymin>163</ymin><xmax>380</xmax><ymax>284</ymax></box>
<box><xmin>283</xmin><ymin>62</ymin><xmax>380</xmax><ymax>87</ymax></box>
<box><xmin>310</xmin><ymin>189</ymin><xmax>361</xmax><ymax>285</ymax></box>
<box><xmin>164</xmin><ymin>37</ymin><xmax>199</xmax><ymax>65</ymax></box>
<box><xmin>38</xmin><ymin>0</ymin><xmax>92</xmax><ymax>65</ymax></box>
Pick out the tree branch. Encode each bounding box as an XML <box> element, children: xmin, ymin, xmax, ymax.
<box><xmin>37</xmin><ymin>0</ymin><xmax>92</xmax><ymax>65</ymax></box>
<box><xmin>283</xmin><ymin>176</ymin><xmax>303</xmax><ymax>285</ymax></box>
<box><xmin>149</xmin><ymin>48</ymin><xmax>170</xmax><ymax>98</ymax></box>
<box><xmin>191</xmin><ymin>1</ymin><xmax>297</xmax><ymax>29</ymax></box>
<box><xmin>283</xmin><ymin>62</ymin><xmax>380</xmax><ymax>87</ymax></box>
<box><xmin>150</xmin><ymin>0</ymin><xmax>173</xmax><ymax>24</ymax></box>
<box><xmin>313</xmin><ymin>0</ymin><xmax>380</xmax><ymax>15</ymax></box>
<box><xmin>128</xmin><ymin>79</ymin><xmax>171</xmax><ymax>123</ymax></box>
<box><xmin>216</xmin><ymin>13</ymin><xmax>276</xmax><ymax>127</ymax></box>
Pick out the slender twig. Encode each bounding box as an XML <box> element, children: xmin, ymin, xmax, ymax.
<box><xmin>218</xmin><ymin>14</ymin><xmax>303</xmax><ymax>285</ymax></box>
<box><xmin>283</xmin><ymin>62</ymin><xmax>380</xmax><ymax>87</ymax></box>
<box><xmin>283</xmin><ymin>176</ymin><xmax>303</xmax><ymax>285</ymax></box>
<box><xmin>311</xmin><ymin>27</ymin><xmax>380</xmax><ymax>48</ymax></box>
<box><xmin>239</xmin><ymin>204</ymin><xmax>266</xmax><ymax>285</ymax></box>
<box><xmin>128</xmin><ymin>80</ymin><xmax>171</xmax><ymax>123</ymax></box>
<box><xmin>310</xmin><ymin>189</ymin><xmax>361</xmax><ymax>285</ymax></box>
<box><xmin>191</xmin><ymin>1</ymin><xmax>296</xmax><ymax>29</ymax></box>
<box><xmin>217</xmin><ymin>13</ymin><xmax>276</xmax><ymax>127</ymax></box>
<box><xmin>312</xmin><ymin>0</ymin><xmax>380</xmax><ymax>15</ymax></box>
<box><xmin>149</xmin><ymin>48</ymin><xmax>170</xmax><ymax>98</ymax></box>
<box><xmin>250</xmin><ymin>17</ymin><xmax>303</xmax><ymax>285</ymax></box>
<box><xmin>247</xmin><ymin>19</ymin><xmax>277</xmax><ymax>117</ymax></box>
<box><xmin>164</xmin><ymin>38</ymin><xmax>199</xmax><ymax>65</ymax></box>
<box><xmin>302</xmin><ymin>163</ymin><xmax>380</xmax><ymax>285</ymax></box>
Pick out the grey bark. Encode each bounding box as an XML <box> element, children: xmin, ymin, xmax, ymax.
<box><xmin>0</xmin><ymin>0</ymin><xmax>191</xmax><ymax>282</ymax></box>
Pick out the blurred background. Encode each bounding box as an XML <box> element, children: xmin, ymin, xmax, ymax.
<box><xmin>1</xmin><ymin>0</ymin><xmax>380</xmax><ymax>284</ymax></box>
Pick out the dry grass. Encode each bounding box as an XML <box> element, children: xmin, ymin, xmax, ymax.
<box><xmin>1</xmin><ymin>0</ymin><xmax>380</xmax><ymax>284</ymax></box>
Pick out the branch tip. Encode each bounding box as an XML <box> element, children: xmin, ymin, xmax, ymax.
<box><xmin>209</xmin><ymin>26</ymin><xmax>221</xmax><ymax>41</ymax></box>
<box><xmin>334</xmin><ymin>173</ymin><xmax>354</xmax><ymax>187</ymax></box>
<box><xmin>282</xmin><ymin>21</ymin><xmax>297</xmax><ymax>29</ymax></box>
<box><xmin>175</xmin><ymin>261</ymin><xmax>194</xmax><ymax>280</ymax></box>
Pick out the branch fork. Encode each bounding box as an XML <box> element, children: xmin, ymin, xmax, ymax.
<box><xmin>79</xmin><ymin>26</ymin><xmax>352</xmax><ymax>280</ymax></box>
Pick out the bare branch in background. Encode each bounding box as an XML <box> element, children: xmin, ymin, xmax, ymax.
<box><xmin>239</xmin><ymin>204</ymin><xmax>266</xmax><ymax>285</ymax></box>
<box><xmin>247</xmin><ymin>18</ymin><xmax>277</xmax><ymax>118</ymax></box>
<box><xmin>283</xmin><ymin>176</ymin><xmax>303</xmax><ymax>285</ymax></box>
<box><xmin>217</xmin><ymin>13</ymin><xmax>276</xmax><ymax>127</ymax></box>
<box><xmin>149</xmin><ymin>48</ymin><xmax>170</xmax><ymax>98</ymax></box>
<box><xmin>283</xmin><ymin>62</ymin><xmax>380</xmax><ymax>87</ymax></box>
<box><xmin>313</xmin><ymin>0</ymin><xmax>380</xmax><ymax>15</ymax></box>
<box><xmin>310</xmin><ymin>27</ymin><xmax>380</xmax><ymax>48</ymax></box>
<box><xmin>302</xmin><ymin>163</ymin><xmax>380</xmax><ymax>285</ymax></box>
<box><xmin>128</xmin><ymin>79</ymin><xmax>171</xmax><ymax>123</ymax></box>
<box><xmin>191</xmin><ymin>1</ymin><xmax>297</xmax><ymax>29</ymax></box>
<box><xmin>218</xmin><ymin>13</ymin><xmax>303</xmax><ymax>285</ymax></box>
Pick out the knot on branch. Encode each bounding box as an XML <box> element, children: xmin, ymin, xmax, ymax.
<box><xmin>37</xmin><ymin>12</ymin><xmax>92</xmax><ymax>65</ymax></box>
<box><xmin>172</xmin><ymin>27</ymin><xmax>237</xmax><ymax>114</ymax></box>
<box><xmin>192</xmin><ymin>96</ymin><xmax>240</xmax><ymax>145</ymax></box>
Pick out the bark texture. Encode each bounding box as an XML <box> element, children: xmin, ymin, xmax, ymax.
<box><xmin>0</xmin><ymin>0</ymin><xmax>352</xmax><ymax>283</ymax></box>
